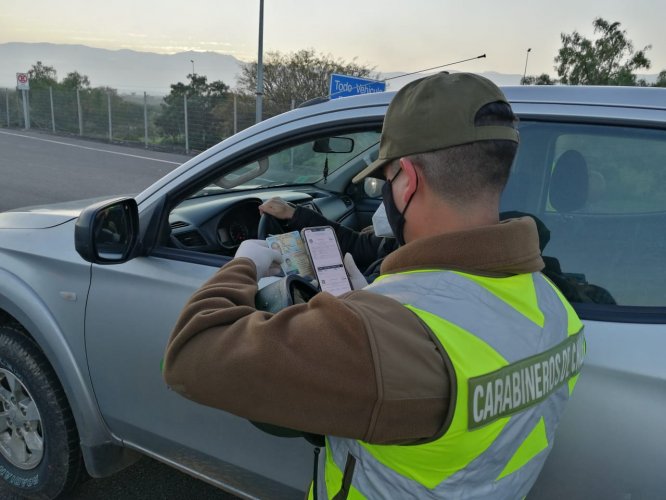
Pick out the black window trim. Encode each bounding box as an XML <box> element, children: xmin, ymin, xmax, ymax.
<box><xmin>573</xmin><ymin>303</ymin><xmax>666</xmax><ymax>324</ymax></box>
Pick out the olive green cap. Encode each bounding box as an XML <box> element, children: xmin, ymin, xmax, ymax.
<box><xmin>352</xmin><ymin>72</ymin><xmax>519</xmax><ymax>183</ymax></box>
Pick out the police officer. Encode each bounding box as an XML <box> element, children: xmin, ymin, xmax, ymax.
<box><xmin>164</xmin><ymin>72</ymin><xmax>584</xmax><ymax>499</ymax></box>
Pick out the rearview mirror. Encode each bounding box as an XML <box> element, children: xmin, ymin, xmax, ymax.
<box><xmin>312</xmin><ymin>137</ymin><xmax>354</xmax><ymax>154</ymax></box>
<box><xmin>75</xmin><ymin>198</ymin><xmax>139</xmax><ymax>264</ymax></box>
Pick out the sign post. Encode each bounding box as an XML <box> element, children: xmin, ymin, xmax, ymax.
<box><xmin>329</xmin><ymin>74</ymin><xmax>386</xmax><ymax>100</ymax></box>
<box><xmin>16</xmin><ymin>72</ymin><xmax>29</xmax><ymax>91</ymax></box>
<box><xmin>16</xmin><ymin>73</ymin><xmax>30</xmax><ymax>129</ymax></box>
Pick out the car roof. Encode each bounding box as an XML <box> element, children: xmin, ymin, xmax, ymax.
<box><xmin>303</xmin><ymin>83</ymin><xmax>666</xmax><ymax>113</ymax></box>
<box><xmin>503</xmin><ymin>85</ymin><xmax>666</xmax><ymax>111</ymax></box>
<box><xmin>275</xmin><ymin>85</ymin><xmax>666</xmax><ymax>135</ymax></box>
<box><xmin>503</xmin><ymin>85</ymin><xmax>666</xmax><ymax>127</ymax></box>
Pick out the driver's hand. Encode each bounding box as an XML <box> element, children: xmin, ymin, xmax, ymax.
<box><xmin>259</xmin><ymin>197</ymin><xmax>296</xmax><ymax>220</ymax></box>
<box><xmin>234</xmin><ymin>240</ymin><xmax>283</xmax><ymax>279</ymax></box>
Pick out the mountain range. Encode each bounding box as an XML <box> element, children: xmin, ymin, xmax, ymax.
<box><xmin>1</xmin><ymin>42</ymin><xmax>658</xmax><ymax>96</ymax></box>
<box><xmin>1</xmin><ymin>43</ymin><xmax>243</xmax><ymax>95</ymax></box>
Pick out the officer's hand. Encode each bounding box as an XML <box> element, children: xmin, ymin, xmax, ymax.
<box><xmin>235</xmin><ymin>240</ymin><xmax>283</xmax><ymax>279</ymax></box>
<box><xmin>259</xmin><ymin>197</ymin><xmax>296</xmax><ymax>220</ymax></box>
<box><xmin>343</xmin><ymin>253</ymin><xmax>368</xmax><ymax>290</ymax></box>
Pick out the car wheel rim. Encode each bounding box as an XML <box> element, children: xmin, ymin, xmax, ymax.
<box><xmin>0</xmin><ymin>368</ymin><xmax>44</xmax><ymax>469</ymax></box>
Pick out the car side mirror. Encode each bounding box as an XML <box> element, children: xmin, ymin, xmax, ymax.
<box><xmin>75</xmin><ymin>197</ymin><xmax>139</xmax><ymax>264</ymax></box>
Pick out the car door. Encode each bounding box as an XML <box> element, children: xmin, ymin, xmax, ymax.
<box><xmin>502</xmin><ymin>116</ymin><xmax>666</xmax><ymax>499</ymax></box>
<box><xmin>84</xmin><ymin>254</ymin><xmax>313</xmax><ymax>496</ymax></box>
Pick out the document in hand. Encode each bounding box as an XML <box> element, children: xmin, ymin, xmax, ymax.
<box><xmin>265</xmin><ymin>231</ymin><xmax>315</xmax><ymax>279</ymax></box>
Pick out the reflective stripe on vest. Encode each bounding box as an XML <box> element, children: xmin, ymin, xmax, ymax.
<box><xmin>319</xmin><ymin>270</ymin><xmax>584</xmax><ymax>499</ymax></box>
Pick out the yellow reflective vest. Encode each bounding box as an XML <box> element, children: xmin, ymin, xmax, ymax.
<box><xmin>312</xmin><ymin>269</ymin><xmax>584</xmax><ymax>499</ymax></box>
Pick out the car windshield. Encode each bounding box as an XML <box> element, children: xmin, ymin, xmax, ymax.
<box><xmin>192</xmin><ymin>131</ymin><xmax>380</xmax><ymax>197</ymax></box>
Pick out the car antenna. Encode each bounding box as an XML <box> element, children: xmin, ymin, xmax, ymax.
<box><xmin>299</xmin><ymin>54</ymin><xmax>488</xmax><ymax>107</ymax></box>
<box><xmin>382</xmin><ymin>54</ymin><xmax>487</xmax><ymax>83</ymax></box>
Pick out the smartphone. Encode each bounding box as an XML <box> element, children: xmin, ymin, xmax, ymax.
<box><xmin>301</xmin><ymin>226</ymin><xmax>352</xmax><ymax>296</ymax></box>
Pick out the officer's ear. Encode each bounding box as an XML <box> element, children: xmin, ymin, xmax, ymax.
<box><xmin>398</xmin><ymin>157</ymin><xmax>420</xmax><ymax>204</ymax></box>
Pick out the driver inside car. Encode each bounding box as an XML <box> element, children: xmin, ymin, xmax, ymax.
<box><xmin>258</xmin><ymin>196</ymin><xmax>398</xmax><ymax>284</ymax></box>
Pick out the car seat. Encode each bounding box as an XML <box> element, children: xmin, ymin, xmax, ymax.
<box><xmin>544</xmin><ymin>150</ymin><xmax>615</xmax><ymax>304</ymax></box>
<box><xmin>548</xmin><ymin>150</ymin><xmax>589</xmax><ymax>214</ymax></box>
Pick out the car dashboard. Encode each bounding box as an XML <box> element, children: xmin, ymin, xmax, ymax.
<box><xmin>166</xmin><ymin>189</ymin><xmax>353</xmax><ymax>256</ymax></box>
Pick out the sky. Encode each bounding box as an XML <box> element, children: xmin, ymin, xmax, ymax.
<box><xmin>1</xmin><ymin>0</ymin><xmax>665</xmax><ymax>78</ymax></box>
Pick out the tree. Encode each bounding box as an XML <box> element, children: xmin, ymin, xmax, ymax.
<box><xmin>155</xmin><ymin>74</ymin><xmax>231</xmax><ymax>150</ymax></box>
<box><xmin>61</xmin><ymin>71</ymin><xmax>91</xmax><ymax>90</ymax></box>
<box><xmin>237</xmin><ymin>49</ymin><xmax>376</xmax><ymax>115</ymax></box>
<box><xmin>21</xmin><ymin>61</ymin><xmax>149</xmax><ymax>140</ymax></box>
<box><xmin>521</xmin><ymin>73</ymin><xmax>558</xmax><ymax>85</ymax></box>
<box><xmin>27</xmin><ymin>61</ymin><xmax>58</xmax><ymax>88</ymax></box>
<box><xmin>25</xmin><ymin>62</ymin><xmax>64</xmax><ymax>129</ymax></box>
<box><xmin>555</xmin><ymin>18</ymin><xmax>651</xmax><ymax>85</ymax></box>
<box><xmin>654</xmin><ymin>70</ymin><xmax>666</xmax><ymax>87</ymax></box>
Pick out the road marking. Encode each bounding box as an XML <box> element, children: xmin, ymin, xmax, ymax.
<box><xmin>0</xmin><ymin>130</ymin><xmax>183</xmax><ymax>165</ymax></box>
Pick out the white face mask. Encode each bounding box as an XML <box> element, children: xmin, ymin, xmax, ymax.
<box><xmin>372</xmin><ymin>203</ymin><xmax>395</xmax><ymax>238</ymax></box>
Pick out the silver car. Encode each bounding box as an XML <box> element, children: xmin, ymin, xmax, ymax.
<box><xmin>0</xmin><ymin>85</ymin><xmax>664</xmax><ymax>499</ymax></box>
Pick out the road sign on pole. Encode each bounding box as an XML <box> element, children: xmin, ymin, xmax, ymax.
<box><xmin>16</xmin><ymin>73</ymin><xmax>30</xmax><ymax>90</ymax></box>
<box><xmin>329</xmin><ymin>74</ymin><xmax>385</xmax><ymax>100</ymax></box>
<box><xmin>16</xmin><ymin>73</ymin><xmax>31</xmax><ymax>129</ymax></box>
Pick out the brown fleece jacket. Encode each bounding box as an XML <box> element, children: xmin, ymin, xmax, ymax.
<box><xmin>163</xmin><ymin>217</ymin><xmax>544</xmax><ymax>444</ymax></box>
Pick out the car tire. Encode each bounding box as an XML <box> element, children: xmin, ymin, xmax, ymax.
<box><xmin>0</xmin><ymin>324</ymin><xmax>84</xmax><ymax>499</ymax></box>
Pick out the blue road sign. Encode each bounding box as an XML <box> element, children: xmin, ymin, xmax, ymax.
<box><xmin>329</xmin><ymin>73</ymin><xmax>386</xmax><ymax>99</ymax></box>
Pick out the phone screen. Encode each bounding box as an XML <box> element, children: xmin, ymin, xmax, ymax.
<box><xmin>302</xmin><ymin>226</ymin><xmax>352</xmax><ymax>296</ymax></box>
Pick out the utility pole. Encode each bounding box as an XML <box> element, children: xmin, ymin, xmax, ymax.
<box><xmin>255</xmin><ymin>0</ymin><xmax>264</xmax><ymax>123</ymax></box>
<box><xmin>522</xmin><ymin>48</ymin><xmax>532</xmax><ymax>85</ymax></box>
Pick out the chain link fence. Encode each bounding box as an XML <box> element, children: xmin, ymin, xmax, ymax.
<box><xmin>1</xmin><ymin>87</ymin><xmax>300</xmax><ymax>154</ymax></box>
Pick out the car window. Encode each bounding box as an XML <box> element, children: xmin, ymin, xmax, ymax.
<box><xmin>191</xmin><ymin>131</ymin><xmax>380</xmax><ymax>196</ymax></box>
<box><xmin>502</xmin><ymin>122</ymin><xmax>666</xmax><ymax>309</ymax></box>
<box><xmin>552</xmin><ymin>130</ymin><xmax>666</xmax><ymax>214</ymax></box>
<box><xmin>163</xmin><ymin>129</ymin><xmax>381</xmax><ymax>257</ymax></box>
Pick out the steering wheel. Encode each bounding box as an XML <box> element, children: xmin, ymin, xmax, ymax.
<box><xmin>257</xmin><ymin>212</ymin><xmax>288</xmax><ymax>240</ymax></box>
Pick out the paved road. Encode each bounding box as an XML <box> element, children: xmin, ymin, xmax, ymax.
<box><xmin>0</xmin><ymin>129</ymin><xmax>189</xmax><ymax>212</ymax></box>
<box><xmin>0</xmin><ymin>128</ymin><xmax>237</xmax><ymax>499</ymax></box>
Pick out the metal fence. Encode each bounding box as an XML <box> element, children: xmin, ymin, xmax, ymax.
<box><xmin>1</xmin><ymin>87</ymin><xmax>299</xmax><ymax>154</ymax></box>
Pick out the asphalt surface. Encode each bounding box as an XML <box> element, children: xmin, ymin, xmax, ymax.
<box><xmin>0</xmin><ymin>129</ymin><xmax>190</xmax><ymax>212</ymax></box>
<box><xmin>0</xmin><ymin>128</ymin><xmax>237</xmax><ymax>499</ymax></box>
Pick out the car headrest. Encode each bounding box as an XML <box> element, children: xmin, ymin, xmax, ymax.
<box><xmin>549</xmin><ymin>150</ymin><xmax>589</xmax><ymax>213</ymax></box>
